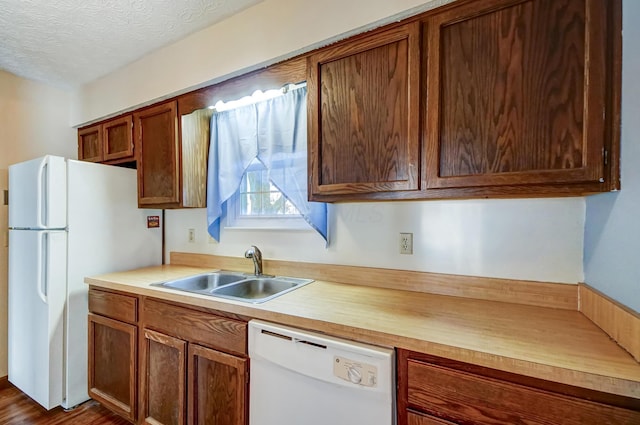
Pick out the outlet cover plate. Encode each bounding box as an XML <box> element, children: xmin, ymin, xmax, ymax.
<box><xmin>400</xmin><ymin>232</ymin><xmax>413</xmax><ymax>255</ymax></box>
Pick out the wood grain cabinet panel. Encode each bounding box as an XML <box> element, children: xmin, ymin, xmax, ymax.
<box><xmin>188</xmin><ymin>344</ymin><xmax>247</xmax><ymax>425</ymax></box>
<box><xmin>78</xmin><ymin>115</ymin><xmax>135</xmax><ymax>164</ymax></box>
<box><xmin>140</xmin><ymin>298</ymin><xmax>248</xmax><ymax>425</ymax></box>
<box><xmin>143</xmin><ymin>298</ymin><xmax>247</xmax><ymax>356</ymax></box>
<box><xmin>88</xmin><ymin>288</ymin><xmax>137</xmax><ymax>324</ymax></box>
<box><xmin>78</xmin><ymin>124</ymin><xmax>103</xmax><ymax>162</ymax></box>
<box><xmin>134</xmin><ymin>100</ymin><xmax>180</xmax><ymax>207</ymax></box>
<box><xmin>88</xmin><ymin>313</ymin><xmax>137</xmax><ymax>422</ymax></box>
<box><xmin>140</xmin><ymin>329</ymin><xmax>187</xmax><ymax>425</ymax></box>
<box><xmin>398</xmin><ymin>350</ymin><xmax>640</xmax><ymax>425</ymax></box>
<box><xmin>103</xmin><ymin>115</ymin><xmax>134</xmax><ymax>162</ymax></box>
<box><xmin>425</xmin><ymin>0</ymin><xmax>611</xmax><ymax>190</ymax></box>
<box><xmin>407</xmin><ymin>411</ymin><xmax>457</xmax><ymax>425</ymax></box>
<box><xmin>307</xmin><ymin>23</ymin><xmax>421</xmax><ymax>200</ymax></box>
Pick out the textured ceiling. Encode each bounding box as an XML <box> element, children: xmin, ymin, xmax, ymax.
<box><xmin>0</xmin><ymin>0</ymin><xmax>262</xmax><ymax>89</ymax></box>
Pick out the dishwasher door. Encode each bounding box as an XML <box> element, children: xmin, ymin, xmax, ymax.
<box><xmin>248</xmin><ymin>320</ymin><xmax>395</xmax><ymax>425</ymax></box>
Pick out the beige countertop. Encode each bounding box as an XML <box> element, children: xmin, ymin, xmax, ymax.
<box><xmin>85</xmin><ymin>264</ymin><xmax>640</xmax><ymax>400</ymax></box>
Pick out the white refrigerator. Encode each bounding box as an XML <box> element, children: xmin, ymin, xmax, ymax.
<box><xmin>7</xmin><ymin>155</ymin><xmax>162</xmax><ymax>410</ymax></box>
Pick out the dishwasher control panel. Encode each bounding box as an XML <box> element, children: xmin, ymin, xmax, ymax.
<box><xmin>333</xmin><ymin>356</ymin><xmax>378</xmax><ymax>387</ymax></box>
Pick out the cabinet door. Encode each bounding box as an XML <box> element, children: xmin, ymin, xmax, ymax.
<box><xmin>103</xmin><ymin>115</ymin><xmax>134</xmax><ymax>161</ymax></box>
<box><xmin>187</xmin><ymin>344</ymin><xmax>247</xmax><ymax>425</ymax></box>
<box><xmin>425</xmin><ymin>0</ymin><xmax>607</xmax><ymax>190</ymax></box>
<box><xmin>78</xmin><ymin>124</ymin><xmax>103</xmax><ymax>162</ymax></box>
<box><xmin>307</xmin><ymin>23</ymin><xmax>421</xmax><ymax>200</ymax></box>
<box><xmin>140</xmin><ymin>329</ymin><xmax>187</xmax><ymax>425</ymax></box>
<box><xmin>135</xmin><ymin>100</ymin><xmax>180</xmax><ymax>207</ymax></box>
<box><xmin>88</xmin><ymin>313</ymin><xmax>137</xmax><ymax>422</ymax></box>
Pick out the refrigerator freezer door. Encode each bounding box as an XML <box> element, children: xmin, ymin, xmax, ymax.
<box><xmin>8</xmin><ymin>229</ymin><xmax>67</xmax><ymax>409</ymax></box>
<box><xmin>8</xmin><ymin>155</ymin><xmax>66</xmax><ymax>230</ymax></box>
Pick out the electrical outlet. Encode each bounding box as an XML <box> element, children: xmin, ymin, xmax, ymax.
<box><xmin>400</xmin><ymin>232</ymin><xmax>413</xmax><ymax>255</ymax></box>
<box><xmin>188</xmin><ymin>228</ymin><xmax>195</xmax><ymax>243</ymax></box>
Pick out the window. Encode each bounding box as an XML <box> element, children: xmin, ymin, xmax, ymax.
<box><xmin>207</xmin><ymin>83</ymin><xmax>327</xmax><ymax>242</ymax></box>
<box><xmin>225</xmin><ymin>159</ymin><xmax>310</xmax><ymax>230</ymax></box>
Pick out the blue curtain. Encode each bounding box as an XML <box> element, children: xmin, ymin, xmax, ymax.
<box><xmin>206</xmin><ymin>86</ymin><xmax>328</xmax><ymax>243</ymax></box>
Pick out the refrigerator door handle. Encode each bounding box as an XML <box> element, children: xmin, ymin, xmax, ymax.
<box><xmin>36</xmin><ymin>232</ymin><xmax>48</xmax><ymax>304</ymax></box>
<box><xmin>36</xmin><ymin>157</ymin><xmax>48</xmax><ymax>229</ymax></box>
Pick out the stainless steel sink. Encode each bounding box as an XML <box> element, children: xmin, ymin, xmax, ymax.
<box><xmin>212</xmin><ymin>277</ymin><xmax>313</xmax><ymax>303</ymax></box>
<box><xmin>151</xmin><ymin>272</ymin><xmax>246</xmax><ymax>292</ymax></box>
<box><xmin>151</xmin><ymin>272</ymin><xmax>313</xmax><ymax>303</ymax></box>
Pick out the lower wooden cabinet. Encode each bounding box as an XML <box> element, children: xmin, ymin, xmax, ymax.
<box><xmin>188</xmin><ymin>344</ymin><xmax>247</xmax><ymax>425</ymax></box>
<box><xmin>139</xmin><ymin>329</ymin><xmax>248</xmax><ymax>425</ymax></box>
<box><xmin>88</xmin><ymin>313</ymin><xmax>137</xmax><ymax>422</ymax></box>
<box><xmin>140</xmin><ymin>329</ymin><xmax>187</xmax><ymax>425</ymax></box>
<box><xmin>398</xmin><ymin>349</ymin><xmax>640</xmax><ymax>425</ymax></box>
<box><xmin>88</xmin><ymin>287</ymin><xmax>249</xmax><ymax>425</ymax></box>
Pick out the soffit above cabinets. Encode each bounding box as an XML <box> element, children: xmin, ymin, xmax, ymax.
<box><xmin>0</xmin><ymin>0</ymin><xmax>262</xmax><ymax>89</ymax></box>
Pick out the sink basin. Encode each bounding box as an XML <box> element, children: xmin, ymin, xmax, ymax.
<box><xmin>152</xmin><ymin>272</ymin><xmax>246</xmax><ymax>292</ymax></box>
<box><xmin>151</xmin><ymin>272</ymin><xmax>313</xmax><ymax>303</ymax></box>
<box><xmin>212</xmin><ymin>277</ymin><xmax>313</xmax><ymax>303</ymax></box>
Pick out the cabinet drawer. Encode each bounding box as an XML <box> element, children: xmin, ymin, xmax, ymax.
<box><xmin>89</xmin><ymin>288</ymin><xmax>138</xmax><ymax>324</ymax></box>
<box><xmin>143</xmin><ymin>298</ymin><xmax>247</xmax><ymax>355</ymax></box>
<box><xmin>407</xmin><ymin>360</ymin><xmax>640</xmax><ymax>425</ymax></box>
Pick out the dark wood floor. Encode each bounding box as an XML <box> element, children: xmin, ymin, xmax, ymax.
<box><xmin>0</xmin><ymin>382</ymin><xmax>131</xmax><ymax>424</ymax></box>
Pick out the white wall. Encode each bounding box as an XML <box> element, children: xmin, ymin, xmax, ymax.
<box><xmin>0</xmin><ymin>71</ymin><xmax>75</xmax><ymax>377</ymax></box>
<box><xmin>166</xmin><ymin>198</ymin><xmax>585</xmax><ymax>284</ymax></box>
<box><xmin>584</xmin><ymin>0</ymin><xmax>640</xmax><ymax>312</ymax></box>
<box><xmin>70</xmin><ymin>0</ymin><xmax>455</xmax><ymax>126</ymax></box>
<box><xmin>0</xmin><ymin>70</ymin><xmax>76</xmax><ymax>168</ymax></box>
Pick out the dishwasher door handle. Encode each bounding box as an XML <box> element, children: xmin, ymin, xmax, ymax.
<box><xmin>293</xmin><ymin>338</ymin><xmax>327</xmax><ymax>350</ymax></box>
<box><xmin>260</xmin><ymin>328</ymin><xmax>327</xmax><ymax>349</ymax></box>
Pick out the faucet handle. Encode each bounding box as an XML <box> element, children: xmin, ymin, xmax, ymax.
<box><xmin>245</xmin><ymin>245</ymin><xmax>261</xmax><ymax>259</ymax></box>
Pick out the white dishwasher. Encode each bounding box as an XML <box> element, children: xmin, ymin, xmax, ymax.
<box><xmin>248</xmin><ymin>320</ymin><xmax>395</xmax><ymax>425</ymax></box>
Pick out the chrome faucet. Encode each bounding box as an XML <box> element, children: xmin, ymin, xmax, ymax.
<box><xmin>244</xmin><ymin>245</ymin><xmax>263</xmax><ymax>276</ymax></box>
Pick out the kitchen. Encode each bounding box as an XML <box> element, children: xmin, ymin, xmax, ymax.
<box><xmin>1</xmin><ymin>0</ymin><xmax>639</xmax><ymax>423</ymax></box>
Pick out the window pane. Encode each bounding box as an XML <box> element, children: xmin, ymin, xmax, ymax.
<box><xmin>238</xmin><ymin>169</ymin><xmax>300</xmax><ymax>217</ymax></box>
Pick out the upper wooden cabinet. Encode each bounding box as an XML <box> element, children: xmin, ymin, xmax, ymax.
<box><xmin>134</xmin><ymin>100</ymin><xmax>181</xmax><ymax>208</ymax></box>
<box><xmin>424</xmin><ymin>0</ymin><xmax>613</xmax><ymax>193</ymax></box>
<box><xmin>78</xmin><ymin>124</ymin><xmax>103</xmax><ymax>162</ymax></box>
<box><xmin>306</xmin><ymin>0</ymin><xmax>620</xmax><ymax>201</ymax></box>
<box><xmin>103</xmin><ymin>115</ymin><xmax>134</xmax><ymax>162</ymax></box>
<box><xmin>77</xmin><ymin>0</ymin><xmax>620</xmax><ymax>204</ymax></box>
<box><xmin>307</xmin><ymin>23</ymin><xmax>421</xmax><ymax>200</ymax></box>
<box><xmin>134</xmin><ymin>100</ymin><xmax>209</xmax><ymax>209</ymax></box>
<box><xmin>78</xmin><ymin>114</ymin><xmax>134</xmax><ymax>164</ymax></box>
